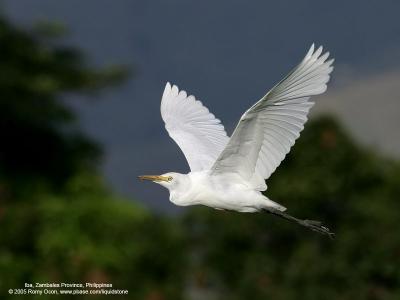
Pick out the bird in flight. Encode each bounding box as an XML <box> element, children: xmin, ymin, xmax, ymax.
<box><xmin>139</xmin><ymin>44</ymin><xmax>335</xmax><ymax>238</ymax></box>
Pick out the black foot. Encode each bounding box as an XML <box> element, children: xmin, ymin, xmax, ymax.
<box><xmin>301</xmin><ymin>219</ymin><xmax>335</xmax><ymax>239</ymax></box>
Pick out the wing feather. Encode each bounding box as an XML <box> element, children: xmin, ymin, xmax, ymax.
<box><xmin>161</xmin><ymin>83</ymin><xmax>229</xmax><ymax>172</ymax></box>
<box><xmin>211</xmin><ymin>44</ymin><xmax>334</xmax><ymax>190</ymax></box>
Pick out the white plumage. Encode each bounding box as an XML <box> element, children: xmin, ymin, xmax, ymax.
<box><xmin>161</xmin><ymin>82</ymin><xmax>229</xmax><ymax>172</ymax></box>
<box><xmin>140</xmin><ymin>44</ymin><xmax>335</xmax><ymax>237</ymax></box>
<box><xmin>212</xmin><ymin>44</ymin><xmax>333</xmax><ymax>190</ymax></box>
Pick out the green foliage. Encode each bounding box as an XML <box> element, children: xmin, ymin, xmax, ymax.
<box><xmin>0</xmin><ymin>173</ymin><xmax>186</xmax><ymax>300</ymax></box>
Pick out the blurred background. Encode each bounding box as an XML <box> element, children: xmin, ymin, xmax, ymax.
<box><xmin>0</xmin><ymin>0</ymin><xmax>399</xmax><ymax>299</ymax></box>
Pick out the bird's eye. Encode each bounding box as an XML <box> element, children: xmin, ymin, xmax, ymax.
<box><xmin>168</xmin><ymin>176</ymin><xmax>173</xmax><ymax>182</ymax></box>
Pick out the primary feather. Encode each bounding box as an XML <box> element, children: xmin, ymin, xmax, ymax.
<box><xmin>161</xmin><ymin>82</ymin><xmax>229</xmax><ymax>171</ymax></box>
<box><xmin>211</xmin><ymin>44</ymin><xmax>334</xmax><ymax>190</ymax></box>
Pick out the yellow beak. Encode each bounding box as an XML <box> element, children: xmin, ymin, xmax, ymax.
<box><xmin>138</xmin><ymin>175</ymin><xmax>170</xmax><ymax>182</ymax></box>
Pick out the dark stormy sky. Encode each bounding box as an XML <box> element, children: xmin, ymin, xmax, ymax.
<box><xmin>3</xmin><ymin>0</ymin><xmax>400</xmax><ymax>211</ymax></box>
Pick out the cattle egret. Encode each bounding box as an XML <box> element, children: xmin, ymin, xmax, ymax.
<box><xmin>139</xmin><ymin>44</ymin><xmax>335</xmax><ymax>238</ymax></box>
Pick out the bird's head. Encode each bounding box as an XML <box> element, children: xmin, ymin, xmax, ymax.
<box><xmin>138</xmin><ymin>172</ymin><xmax>186</xmax><ymax>191</ymax></box>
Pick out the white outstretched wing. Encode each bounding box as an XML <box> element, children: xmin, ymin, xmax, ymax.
<box><xmin>211</xmin><ymin>44</ymin><xmax>334</xmax><ymax>190</ymax></box>
<box><xmin>161</xmin><ymin>82</ymin><xmax>229</xmax><ymax>172</ymax></box>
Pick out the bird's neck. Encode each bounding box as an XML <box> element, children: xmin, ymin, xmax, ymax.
<box><xmin>169</xmin><ymin>176</ymin><xmax>192</xmax><ymax>206</ymax></box>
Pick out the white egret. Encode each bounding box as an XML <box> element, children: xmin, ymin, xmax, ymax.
<box><xmin>139</xmin><ymin>44</ymin><xmax>335</xmax><ymax>238</ymax></box>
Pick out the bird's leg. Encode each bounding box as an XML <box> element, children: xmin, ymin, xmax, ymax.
<box><xmin>262</xmin><ymin>207</ymin><xmax>335</xmax><ymax>239</ymax></box>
